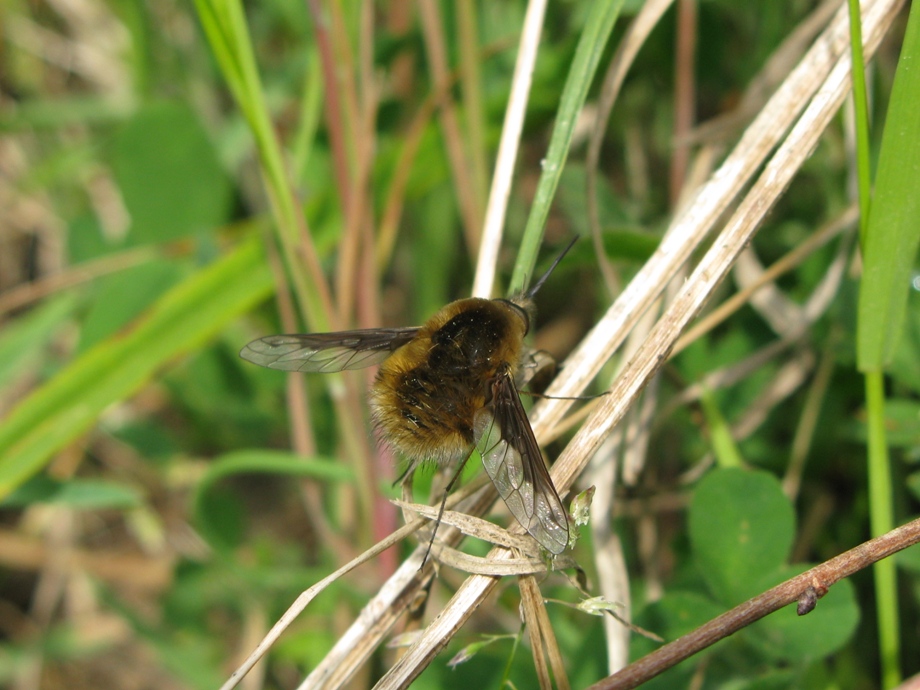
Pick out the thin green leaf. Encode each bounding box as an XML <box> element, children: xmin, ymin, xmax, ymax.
<box><xmin>193</xmin><ymin>0</ymin><xmax>331</xmax><ymax>333</ymax></box>
<box><xmin>196</xmin><ymin>450</ymin><xmax>355</xmax><ymax>493</ymax></box>
<box><xmin>853</xmin><ymin>6</ymin><xmax>920</xmax><ymax>685</ymax></box>
<box><xmin>192</xmin><ymin>450</ymin><xmax>354</xmax><ymax>549</ymax></box>
<box><xmin>700</xmin><ymin>389</ymin><xmax>744</xmax><ymax>469</ymax></box>
<box><xmin>0</xmin><ymin>294</ymin><xmax>78</xmax><ymax>389</ymax></box>
<box><xmin>856</xmin><ymin>0</ymin><xmax>920</xmax><ymax>370</ymax></box>
<box><xmin>0</xmin><ymin>238</ymin><xmax>273</xmax><ymax>498</ymax></box>
<box><xmin>1</xmin><ymin>476</ymin><xmax>142</xmax><ymax>509</ymax></box>
<box><xmin>511</xmin><ymin>0</ymin><xmax>626</xmax><ymax>293</ymax></box>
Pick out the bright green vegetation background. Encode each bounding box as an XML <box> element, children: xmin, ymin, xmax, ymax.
<box><xmin>0</xmin><ymin>1</ymin><xmax>918</xmax><ymax>688</ymax></box>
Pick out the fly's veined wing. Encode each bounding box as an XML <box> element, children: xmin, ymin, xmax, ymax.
<box><xmin>240</xmin><ymin>328</ymin><xmax>419</xmax><ymax>373</ymax></box>
<box><xmin>474</xmin><ymin>371</ymin><xmax>569</xmax><ymax>554</ymax></box>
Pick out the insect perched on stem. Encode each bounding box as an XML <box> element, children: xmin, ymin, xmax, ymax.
<box><xmin>240</xmin><ymin>239</ymin><xmax>576</xmax><ymax>556</ymax></box>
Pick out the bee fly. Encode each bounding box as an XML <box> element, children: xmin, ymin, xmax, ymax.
<box><xmin>240</xmin><ymin>239</ymin><xmax>576</xmax><ymax>556</ymax></box>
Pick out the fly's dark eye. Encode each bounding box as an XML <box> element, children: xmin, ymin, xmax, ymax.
<box><xmin>518</xmin><ymin>308</ymin><xmax>531</xmax><ymax>335</ymax></box>
<box><xmin>496</xmin><ymin>299</ymin><xmax>531</xmax><ymax>334</ymax></box>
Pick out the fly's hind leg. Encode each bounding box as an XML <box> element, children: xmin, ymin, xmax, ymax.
<box><xmin>392</xmin><ymin>453</ymin><xmax>475</xmax><ymax>568</ymax></box>
<box><xmin>419</xmin><ymin>450</ymin><xmax>475</xmax><ymax>568</ymax></box>
<box><xmin>392</xmin><ymin>456</ymin><xmax>421</xmax><ymax>488</ymax></box>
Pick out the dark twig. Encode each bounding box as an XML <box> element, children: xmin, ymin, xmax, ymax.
<box><xmin>586</xmin><ymin>517</ymin><xmax>920</xmax><ymax>690</ymax></box>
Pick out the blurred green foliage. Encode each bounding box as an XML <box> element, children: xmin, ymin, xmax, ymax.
<box><xmin>0</xmin><ymin>0</ymin><xmax>917</xmax><ymax>688</ymax></box>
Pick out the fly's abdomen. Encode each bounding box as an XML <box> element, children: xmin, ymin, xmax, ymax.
<box><xmin>369</xmin><ymin>297</ymin><xmax>528</xmax><ymax>466</ymax></box>
<box><xmin>371</xmin><ymin>362</ymin><xmax>484</xmax><ymax>465</ymax></box>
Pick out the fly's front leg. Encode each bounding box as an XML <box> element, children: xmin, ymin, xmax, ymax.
<box><xmin>516</xmin><ymin>349</ymin><xmax>556</xmax><ymax>394</ymax></box>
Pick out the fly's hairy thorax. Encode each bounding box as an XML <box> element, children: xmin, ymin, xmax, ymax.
<box><xmin>370</xmin><ymin>297</ymin><xmax>529</xmax><ymax>465</ymax></box>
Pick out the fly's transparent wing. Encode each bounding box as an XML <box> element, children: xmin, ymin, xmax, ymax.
<box><xmin>474</xmin><ymin>371</ymin><xmax>569</xmax><ymax>554</ymax></box>
<box><xmin>240</xmin><ymin>328</ymin><xmax>419</xmax><ymax>373</ymax></box>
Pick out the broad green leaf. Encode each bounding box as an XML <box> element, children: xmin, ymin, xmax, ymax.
<box><xmin>112</xmin><ymin>102</ymin><xmax>233</xmax><ymax>245</ymax></box>
<box><xmin>0</xmin><ymin>238</ymin><xmax>273</xmax><ymax>498</ymax></box>
<box><xmin>77</xmin><ymin>259</ymin><xmax>181</xmax><ymax>353</ymax></box>
<box><xmin>856</xmin><ymin>1</ymin><xmax>920</xmax><ymax>370</ymax></box>
<box><xmin>689</xmin><ymin>468</ymin><xmax>794</xmax><ymax>605</ymax></box>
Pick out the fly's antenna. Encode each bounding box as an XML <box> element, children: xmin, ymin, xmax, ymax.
<box><xmin>524</xmin><ymin>235</ymin><xmax>578</xmax><ymax>300</ymax></box>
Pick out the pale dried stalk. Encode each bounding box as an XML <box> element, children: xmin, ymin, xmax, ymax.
<box><xmin>472</xmin><ymin>0</ymin><xmax>548</xmax><ymax>298</ymax></box>
<box><xmin>300</xmin><ymin>476</ymin><xmax>530</xmax><ymax>688</ymax></box>
<box><xmin>519</xmin><ymin>573</ymin><xmax>571</xmax><ymax>690</ymax></box>
<box><xmin>588</xmin><ymin>431</ymin><xmax>631</xmax><ymax>673</ymax></box>
<box><xmin>674</xmin><ymin>203</ymin><xmax>859</xmax><ymax>354</ymax></box>
<box><xmin>218</xmin><ymin>518</ymin><xmax>428</xmax><ymax>690</ymax></box>
<box><xmin>530</xmin><ymin>0</ymin><xmax>879</xmax><ymax>434</ymax></box>
<box><xmin>393</xmin><ymin>500</ymin><xmax>539</xmax><ymax>552</ymax></box>
<box><xmin>548</xmin><ymin>0</ymin><xmax>901</xmax><ymax>496</ymax></box>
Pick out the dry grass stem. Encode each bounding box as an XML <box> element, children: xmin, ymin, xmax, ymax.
<box><xmin>219</xmin><ymin>518</ymin><xmax>428</xmax><ymax>690</ymax></box>
<box><xmin>0</xmin><ymin>245</ymin><xmax>158</xmax><ymax>316</ymax></box>
<box><xmin>427</xmin><ymin>546</ymin><xmax>553</xmax><ymax>577</ymax></box>
<box><xmin>587</xmin><ymin>432</ymin><xmax>632</xmax><ymax>672</ymax></box>
<box><xmin>782</xmin><ymin>335</ymin><xmax>840</xmax><ymax>500</ymax></box>
<box><xmin>520</xmin><ymin>573</ymin><xmax>571</xmax><ymax>690</ymax></box>
<box><xmin>473</xmin><ymin>0</ymin><xmax>549</xmax><ymax>298</ymax></box>
<box><xmin>531</xmin><ymin>0</ymin><xmax>889</xmax><ymax>437</ymax></box>
<box><xmin>673</xmin><ymin>203</ymin><xmax>859</xmax><ymax>354</ymax></box>
<box><xmin>392</xmin><ymin>499</ymin><xmax>543</xmax><ymax>555</ymax></box>
<box><xmin>548</xmin><ymin>0</ymin><xmax>902</xmax><ymax>497</ymax></box>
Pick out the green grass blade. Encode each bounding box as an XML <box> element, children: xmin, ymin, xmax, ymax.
<box><xmin>191</xmin><ymin>449</ymin><xmax>354</xmax><ymax>549</ymax></box>
<box><xmin>193</xmin><ymin>0</ymin><xmax>331</xmax><ymax>333</ymax></box>
<box><xmin>0</xmin><ymin>294</ymin><xmax>78</xmax><ymax>389</ymax></box>
<box><xmin>852</xmin><ymin>4</ymin><xmax>920</xmax><ymax>686</ymax></box>
<box><xmin>847</xmin><ymin>0</ymin><xmax>873</xmax><ymax>243</ymax></box>
<box><xmin>510</xmin><ymin>0</ymin><xmax>626</xmax><ymax>292</ymax></box>
<box><xmin>0</xmin><ymin>238</ymin><xmax>274</xmax><ymax>498</ymax></box>
<box><xmin>856</xmin><ymin>0</ymin><xmax>920</xmax><ymax>371</ymax></box>
<box><xmin>865</xmin><ymin>370</ymin><xmax>900</xmax><ymax>688</ymax></box>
